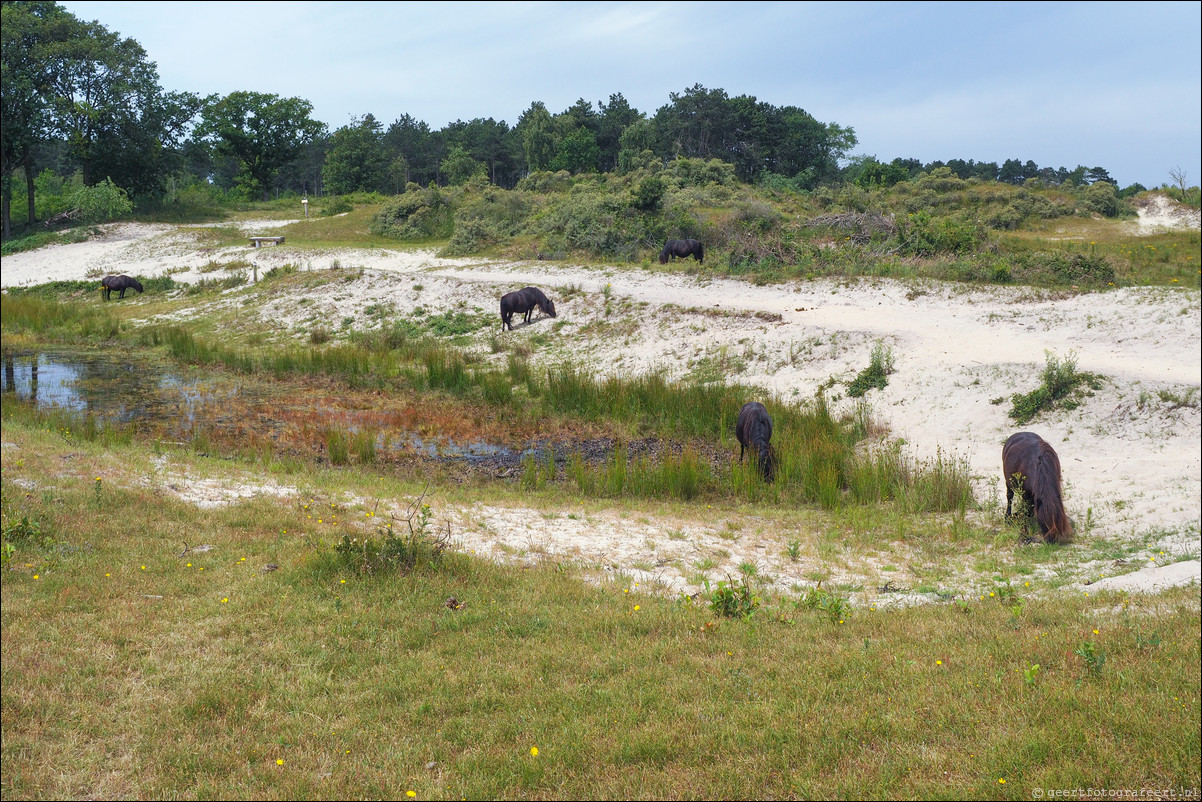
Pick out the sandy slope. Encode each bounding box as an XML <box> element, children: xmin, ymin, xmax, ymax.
<box><xmin>2</xmin><ymin>208</ymin><xmax>1199</xmax><ymax>601</ymax></box>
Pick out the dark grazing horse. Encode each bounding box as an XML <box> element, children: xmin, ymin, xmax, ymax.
<box><xmin>736</xmin><ymin>401</ymin><xmax>776</xmax><ymax>483</ymax></box>
<box><xmin>101</xmin><ymin>274</ymin><xmax>144</xmax><ymax>300</ymax></box>
<box><xmin>500</xmin><ymin>286</ymin><xmax>557</xmax><ymax>331</ymax></box>
<box><xmin>659</xmin><ymin>239</ymin><xmax>704</xmax><ymax>265</ymax></box>
<box><xmin>1002</xmin><ymin>432</ymin><xmax>1073</xmax><ymax>544</ymax></box>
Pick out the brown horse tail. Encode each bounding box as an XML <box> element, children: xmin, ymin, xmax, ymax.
<box><xmin>1035</xmin><ymin>441</ymin><xmax>1073</xmax><ymax>543</ymax></box>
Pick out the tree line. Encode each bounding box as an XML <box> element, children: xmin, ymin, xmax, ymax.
<box><xmin>1</xmin><ymin>0</ymin><xmax>1137</xmax><ymax>240</ymax></box>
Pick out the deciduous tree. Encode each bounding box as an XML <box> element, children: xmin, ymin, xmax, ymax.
<box><xmin>198</xmin><ymin>91</ymin><xmax>325</xmax><ymax>200</ymax></box>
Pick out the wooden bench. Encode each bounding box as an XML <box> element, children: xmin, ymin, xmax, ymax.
<box><xmin>248</xmin><ymin>236</ymin><xmax>285</xmax><ymax>248</ymax></box>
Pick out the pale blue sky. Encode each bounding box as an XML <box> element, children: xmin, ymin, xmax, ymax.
<box><xmin>60</xmin><ymin>1</ymin><xmax>1202</xmax><ymax>188</ymax></box>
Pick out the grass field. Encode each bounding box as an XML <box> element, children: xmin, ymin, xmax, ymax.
<box><xmin>2</xmin><ymin>415</ymin><xmax>1198</xmax><ymax>799</ymax></box>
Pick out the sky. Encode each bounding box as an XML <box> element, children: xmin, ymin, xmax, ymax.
<box><xmin>59</xmin><ymin>1</ymin><xmax>1202</xmax><ymax>189</ymax></box>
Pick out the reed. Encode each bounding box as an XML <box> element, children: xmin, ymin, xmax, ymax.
<box><xmin>0</xmin><ymin>294</ymin><xmax>121</xmax><ymax>340</ymax></box>
<box><xmin>352</xmin><ymin>429</ymin><xmax>378</xmax><ymax>465</ymax></box>
<box><xmin>326</xmin><ymin>427</ymin><xmax>350</xmax><ymax>466</ymax></box>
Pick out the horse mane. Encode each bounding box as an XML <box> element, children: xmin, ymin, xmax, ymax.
<box><xmin>1033</xmin><ymin>441</ymin><xmax>1072</xmax><ymax>543</ymax></box>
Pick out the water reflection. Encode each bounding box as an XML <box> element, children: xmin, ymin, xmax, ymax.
<box><xmin>1</xmin><ymin>349</ymin><xmax>210</xmax><ymax>427</ymax></box>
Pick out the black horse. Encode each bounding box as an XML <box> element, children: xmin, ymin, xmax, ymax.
<box><xmin>736</xmin><ymin>401</ymin><xmax>776</xmax><ymax>483</ymax></box>
<box><xmin>1002</xmin><ymin>432</ymin><xmax>1073</xmax><ymax>544</ymax></box>
<box><xmin>500</xmin><ymin>286</ymin><xmax>557</xmax><ymax>330</ymax></box>
<box><xmin>101</xmin><ymin>274</ymin><xmax>144</xmax><ymax>301</ymax></box>
<box><xmin>659</xmin><ymin>239</ymin><xmax>704</xmax><ymax>265</ymax></box>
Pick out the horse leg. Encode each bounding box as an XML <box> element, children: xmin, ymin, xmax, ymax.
<box><xmin>1026</xmin><ymin>492</ymin><xmax>1044</xmax><ymax>534</ymax></box>
<box><xmin>1005</xmin><ymin>484</ymin><xmax>1013</xmax><ymax>518</ymax></box>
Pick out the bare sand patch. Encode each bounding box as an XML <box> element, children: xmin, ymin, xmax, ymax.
<box><xmin>1130</xmin><ymin>194</ymin><xmax>1202</xmax><ymax>234</ymax></box>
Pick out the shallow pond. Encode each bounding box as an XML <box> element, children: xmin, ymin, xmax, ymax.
<box><xmin>0</xmin><ymin>349</ymin><xmax>568</xmax><ymax>470</ymax></box>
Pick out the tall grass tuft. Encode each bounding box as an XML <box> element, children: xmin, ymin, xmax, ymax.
<box><xmin>352</xmin><ymin>429</ymin><xmax>378</xmax><ymax>465</ymax></box>
<box><xmin>326</xmin><ymin>427</ymin><xmax>350</xmax><ymax>466</ymax></box>
<box><xmin>847</xmin><ymin>341</ymin><xmax>896</xmax><ymax>398</ymax></box>
<box><xmin>0</xmin><ymin>294</ymin><xmax>121</xmax><ymax>340</ymax></box>
<box><xmin>544</xmin><ymin>367</ymin><xmax>745</xmax><ymax>438</ymax></box>
<box><xmin>784</xmin><ymin>395</ymin><xmax>853</xmax><ymax>507</ymax></box>
<box><xmin>478</xmin><ymin>370</ymin><xmax>514</xmax><ymax>407</ymax></box>
<box><xmin>521</xmin><ymin>448</ymin><xmax>557</xmax><ymax>491</ymax></box>
<box><xmin>565</xmin><ymin>446</ymin><xmax>713</xmax><ymax>501</ymax></box>
<box><xmin>846</xmin><ymin>442</ymin><xmax>974</xmax><ymax>514</ymax></box>
<box><xmin>0</xmin><ymin>400</ymin><xmax>134</xmax><ymax>448</ymax></box>
<box><xmin>897</xmin><ymin>446</ymin><xmax>975</xmax><ymax>515</ymax></box>
<box><xmin>424</xmin><ymin>350</ymin><xmax>469</xmax><ymax>394</ymax></box>
<box><xmin>603</xmin><ymin>444</ymin><xmax>629</xmax><ymax>496</ymax></box>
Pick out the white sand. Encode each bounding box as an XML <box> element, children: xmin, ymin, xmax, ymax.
<box><xmin>2</xmin><ymin>205</ymin><xmax>1199</xmax><ymax>600</ymax></box>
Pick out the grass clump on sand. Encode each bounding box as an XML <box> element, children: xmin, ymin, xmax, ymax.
<box><xmin>846</xmin><ymin>341</ymin><xmax>896</xmax><ymax>398</ymax></box>
<box><xmin>1009</xmin><ymin>350</ymin><xmax>1104</xmax><ymax>425</ymax></box>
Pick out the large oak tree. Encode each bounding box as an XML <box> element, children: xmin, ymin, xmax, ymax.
<box><xmin>198</xmin><ymin>91</ymin><xmax>325</xmax><ymax>201</ymax></box>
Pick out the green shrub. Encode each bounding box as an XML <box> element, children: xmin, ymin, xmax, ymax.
<box><xmin>1082</xmin><ymin>182</ymin><xmax>1124</xmax><ymax>218</ymax></box>
<box><xmin>707</xmin><ymin>576</ymin><xmax>760</xmax><ymax>619</ymax></box>
<box><xmin>331</xmin><ymin>502</ymin><xmax>447</xmax><ymax>575</ymax></box>
<box><xmin>445</xmin><ymin>186</ymin><xmax>535</xmax><ymax>254</ymax></box>
<box><xmin>897</xmin><ymin>211</ymin><xmax>985</xmax><ymax>256</ymax></box>
<box><xmin>665</xmin><ymin>157</ymin><xmax>738</xmax><ymax>189</ymax></box>
<box><xmin>516</xmin><ymin>170</ymin><xmax>576</xmax><ymax>193</ymax></box>
<box><xmin>71</xmin><ymin>178</ymin><xmax>134</xmax><ymax>224</ymax></box>
<box><xmin>12</xmin><ymin>173</ymin><xmax>131</xmax><ymax>227</ymax></box>
<box><xmin>369</xmin><ymin>185</ymin><xmax>454</xmax><ymax>240</ymax></box>
<box><xmin>322</xmin><ymin>196</ymin><xmax>354</xmax><ymax>216</ymax></box>
<box><xmin>799</xmin><ymin>583</ymin><xmax>851</xmax><ymax>623</ymax></box>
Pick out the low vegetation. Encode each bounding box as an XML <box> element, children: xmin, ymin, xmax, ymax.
<box><xmin>847</xmin><ymin>341</ymin><xmax>896</xmax><ymax>398</ymax></box>
<box><xmin>2</xmin><ymin>141</ymin><xmax>1198</xmax><ymax>802</ymax></box>
<box><xmin>1008</xmin><ymin>350</ymin><xmax>1105</xmax><ymax>426</ymax></box>
<box><xmin>1</xmin><ymin>418</ymin><xmax>1197</xmax><ymax>798</ymax></box>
